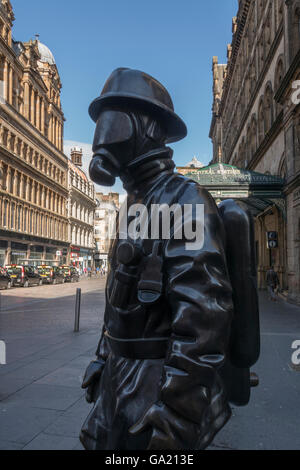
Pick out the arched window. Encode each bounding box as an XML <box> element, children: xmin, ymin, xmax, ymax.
<box><xmin>292</xmin><ymin>5</ymin><xmax>300</xmax><ymax>57</ymax></box>
<box><xmin>258</xmin><ymin>99</ymin><xmax>265</xmax><ymax>144</ymax></box>
<box><xmin>278</xmin><ymin>154</ymin><xmax>286</xmax><ymax>179</ymax></box>
<box><xmin>274</xmin><ymin>57</ymin><xmax>284</xmax><ymax>115</ymax></box>
<box><xmin>246</xmin><ymin>125</ymin><xmax>251</xmax><ymax>165</ymax></box>
<box><xmin>275</xmin><ymin>58</ymin><xmax>284</xmax><ymax>92</ymax></box>
<box><xmin>264</xmin><ymin>84</ymin><xmax>274</xmax><ymax>132</ymax></box>
<box><xmin>250</xmin><ymin>116</ymin><xmax>257</xmax><ymax>157</ymax></box>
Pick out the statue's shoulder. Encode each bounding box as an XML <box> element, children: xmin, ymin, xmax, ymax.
<box><xmin>169</xmin><ymin>172</ymin><xmax>217</xmax><ymax>209</ymax></box>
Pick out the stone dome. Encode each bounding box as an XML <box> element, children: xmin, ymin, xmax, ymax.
<box><xmin>186</xmin><ymin>156</ymin><xmax>204</xmax><ymax>168</ymax></box>
<box><xmin>37</xmin><ymin>41</ymin><xmax>55</xmax><ymax>65</ymax></box>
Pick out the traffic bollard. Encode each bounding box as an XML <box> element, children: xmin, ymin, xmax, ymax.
<box><xmin>74</xmin><ymin>288</ymin><xmax>81</xmax><ymax>333</ymax></box>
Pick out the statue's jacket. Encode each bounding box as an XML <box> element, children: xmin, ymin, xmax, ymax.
<box><xmin>80</xmin><ymin>159</ymin><xmax>234</xmax><ymax>450</ymax></box>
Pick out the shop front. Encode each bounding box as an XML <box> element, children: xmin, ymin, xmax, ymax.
<box><xmin>181</xmin><ymin>163</ymin><xmax>285</xmax><ymax>290</ymax></box>
<box><xmin>29</xmin><ymin>245</ymin><xmax>44</xmax><ymax>266</ymax></box>
<box><xmin>0</xmin><ymin>241</ymin><xmax>8</xmax><ymax>266</ymax></box>
<box><xmin>70</xmin><ymin>246</ymin><xmax>94</xmax><ymax>271</ymax></box>
<box><xmin>10</xmin><ymin>242</ymin><xmax>28</xmax><ymax>265</ymax></box>
<box><xmin>94</xmin><ymin>253</ymin><xmax>108</xmax><ymax>269</ymax></box>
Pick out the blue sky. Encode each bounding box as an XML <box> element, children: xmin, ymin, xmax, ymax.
<box><xmin>12</xmin><ymin>0</ymin><xmax>237</xmax><ymax>193</ymax></box>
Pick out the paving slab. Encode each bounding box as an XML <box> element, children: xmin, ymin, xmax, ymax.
<box><xmin>2</xmin><ymin>383</ymin><xmax>85</xmax><ymax>411</ymax></box>
<box><xmin>0</xmin><ymin>402</ymin><xmax>61</xmax><ymax>445</ymax></box>
<box><xmin>23</xmin><ymin>433</ymin><xmax>79</xmax><ymax>450</ymax></box>
<box><xmin>1</xmin><ymin>281</ymin><xmax>300</xmax><ymax>450</ymax></box>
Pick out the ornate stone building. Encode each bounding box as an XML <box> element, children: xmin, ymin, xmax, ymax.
<box><xmin>94</xmin><ymin>192</ymin><xmax>119</xmax><ymax>269</ymax></box>
<box><xmin>177</xmin><ymin>156</ymin><xmax>204</xmax><ymax>176</ymax></box>
<box><xmin>0</xmin><ymin>0</ymin><xmax>69</xmax><ymax>266</ymax></box>
<box><xmin>67</xmin><ymin>148</ymin><xmax>96</xmax><ymax>270</ymax></box>
<box><xmin>210</xmin><ymin>0</ymin><xmax>300</xmax><ymax>302</ymax></box>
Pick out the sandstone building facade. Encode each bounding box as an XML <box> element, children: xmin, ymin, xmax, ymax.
<box><xmin>68</xmin><ymin>148</ymin><xmax>96</xmax><ymax>270</ymax></box>
<box><xmin>0</xmin><ymin>0</ymin><xmax>69</xmax><ymax>266</ymax></box>
<box><xmin>210</xmin><ymin>0</ymin><xmax>300</xmax><ymax>302</ymax></box>
<box><xmin>94</xmin><ymin>193</ymin><xmax>119</xmax><ymax>269</ymax></box>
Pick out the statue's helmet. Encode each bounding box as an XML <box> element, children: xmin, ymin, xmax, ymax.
<box><xmin>89</xmin><ymin>68</ymin><xmax>187</xmax><ymax>144</ymax></box>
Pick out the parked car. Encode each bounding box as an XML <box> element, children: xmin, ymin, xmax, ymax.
<box><xmin>59</xmin><ymin>266</ymin><xmax>80</xmax><ymax>283</ymax></box>
<box><xmin>37</xmin><ymin>265</ymin><xmax>65</xmax><ymax>285</ymax></box>
<box><xmin>6</xmin><ymin>265</ymin><xmax>43</xmax><ymax>287</ymax></box>
<box><xmin>0</xmin><ymin>267</ymin><xmax>12</xmax><ymax>290</ymax></box>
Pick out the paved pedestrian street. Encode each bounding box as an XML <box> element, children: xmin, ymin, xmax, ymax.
<box><xmin>0</xmin><ymin>279</ymin><xmax>299</xmax><ymax>450</ymax></box>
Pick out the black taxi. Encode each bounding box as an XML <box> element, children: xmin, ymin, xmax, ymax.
<box><xmin>37</xmin><ymin>265</ymin><xmax>65</xmax><ymax>285</ymax></box>
<box><xmin>6</xmin><ymin>265</ymin><xmax>43</xmax><ymax>288</ymax></box>
<box><xmin>59</xmin><ymin>266</ymin><xmax>80</xmax><ymax>283</ymax></box>
<box><xmin>0</xmin><ymin>267</ymin><xmax>12</xmax><ymax>290</ymax></box>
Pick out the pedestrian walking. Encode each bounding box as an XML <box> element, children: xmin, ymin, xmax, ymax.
<box><xmin>266</xmin><ymin>266</ymin><xmax>280</xmax><ymax>302</ymax></box>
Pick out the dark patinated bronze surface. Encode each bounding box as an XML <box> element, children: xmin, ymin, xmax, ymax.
<box><xmin>80</xmin><ymin>68</ymin><xmax>260</xmax><ymax>450</ymax></box>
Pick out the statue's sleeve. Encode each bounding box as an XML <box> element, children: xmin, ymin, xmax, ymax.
<box><xmin>131</xmin><ymin>186</ymin><xmax>234</xmax><ymax>449</ymax></box>
<box><xmin>95</xmin><ymin>325</ymin><xmax>110</xmax><ymax>361</ymax></box>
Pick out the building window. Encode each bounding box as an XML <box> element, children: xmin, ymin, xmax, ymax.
<box><xmin>17</xmin><ymin>206</ymin><xmax>21</xmax><ymax>231</ymax></box>
<box><xmin>24</xmin><ymin>208</ymin><xmax>27</xmax><ymax>232</ymax></box>
<box><xmin>3</xmin><ymin>200</ymin><xmax>8</xmax><ymax>227</ymax></box>
<box><xmin>11</xmin><ymin>202</ymin><xmax>15</xmax><ymax>229</ymax></box>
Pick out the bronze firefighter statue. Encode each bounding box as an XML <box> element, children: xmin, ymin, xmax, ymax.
<box><xmin>80</xmin><ymin>68</ymin><xmax>260</xmax><ymax>450</ymax></box>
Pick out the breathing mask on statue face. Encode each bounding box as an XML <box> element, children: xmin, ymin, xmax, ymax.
<box><xmin>89</xmin><ymin>108</ymin><xmax>167</xmax><ymax>187</ymax></box>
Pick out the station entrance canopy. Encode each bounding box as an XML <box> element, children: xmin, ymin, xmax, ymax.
<box><xmin>183</xmin><ymin>163</ymin><xmax>285</xmax><ymax>217</ymax></box>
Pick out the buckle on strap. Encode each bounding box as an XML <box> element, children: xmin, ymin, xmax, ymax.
<box><xmin>105</xmin><ymin>331</ymin><xmax>169</xmax><ymax>360</ymax></box>
<box><xmin>138</xmin><ymin>241</ymin><xmax>164</xmax><ymax>305</ymax></box>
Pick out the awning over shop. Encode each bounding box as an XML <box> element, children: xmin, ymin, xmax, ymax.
<box><xmin>183</xmin><ymin>163</ymin><xmax>285</xmax><ymax>217</ymax></box>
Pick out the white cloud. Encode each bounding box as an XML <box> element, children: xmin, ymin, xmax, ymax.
<box><xmin>64</xmin><ymin>140</ymin><xmax>126</xmax><ymax>196</ymax></box>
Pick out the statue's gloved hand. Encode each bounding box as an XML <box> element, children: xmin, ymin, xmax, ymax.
<box><xmin>81</xmin><ymin>359</ymin><xmax>105</xmax><ymax>404</ymax></box>
<box><xmin>129</xmin><ymin>402</ymin><xmax>199</xmax><ymax>450</ymax></box>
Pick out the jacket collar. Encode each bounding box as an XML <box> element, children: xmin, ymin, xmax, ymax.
<box><xmin>120</xmin><ymin>147</ymin><xmax>175</xmax><ymax>193</ymax></box>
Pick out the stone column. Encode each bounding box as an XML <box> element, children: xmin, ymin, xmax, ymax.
<box><xmin>43</xmin><ymin>245</ymin><xmax>46</xmax><ymax>264</ymax></box>
<box><xmin>24</xmin><ymin>82</ymin><xmax>30</xmax><ymax>119</ymax></box>
<box><xmin>9</xmin><ymin>64</ymin><xmax>13</xmax><ymax>105</ymax></box>
<box><xmin>3</xmin><ymin>59</ymin><xmax>8</xmax><ymax>102</ymax></box>
<box><xmin>36</xmin><ymin>183</ymin><xmax>40</xmax><ymax>206</ymax></box>
<box><xmin>7</xmin><ymin>200</ymin><xmax>11</xmax><ymax>229</ymax></box>
<box><xmin>5</xmin><ymin>241</ymin><xmax>11</xmax><ymax>265</ymax></box>
<box><xmin>56</xmin><ymin>119</ymin><xmax>59</xmax><ymax>148</ymax></box>
<box><xmin>41</xmin><ymin>99</ymin><xmax>45</xmax><ymax>135</ymax></box>
<box><xmin>36</xmin><ymin>94</ymin><xmax>41</xmax><ymax>131</ymax></box>
<box><xmin>6</xmin><ymin>166</ymin><xmax>11</xmax><ymax>192</ymax></box>
<box><xmin>31</xmin><ymin>87</ymin><xmax>35</xmax><ymax>126</ymax></box>
<box><xmin>20</xmin><ymin>174</ymin><xmax>25</xmax><ymax>199</ymax></box>
<box><xmin>48</xmin><ymin>115</ymin><xmax>52</xmax><ymax>142</ymax></box>
<box><xmin>53</xmin><ymin>117</ymin><xmax>56</xmax><ymax>145</ymax></box>
<box><xmin>58</xmin><ymin>123</ymin><xmax>62</xmax><ymax>151</ymax></box>
<box><xmin>27</xmin><ymin>243</ymin><xmax>31</xmax><ymax>262</ymax></box>
<box><xmin>26</xmin><ymin>177</ymin><xmax>30</xmax><ymax>201</ymax></box>
<box><xmin>41</xmin><ymin>186</ymin><xmax>45</xmax><ymax>208</ymax></box>
<box><xmin>13</xmin><ymin>170</ymin><xmax>18</xmax><ymax>196</ymax></box>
